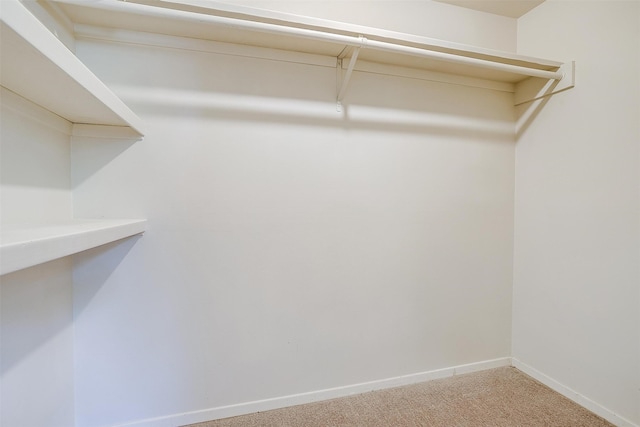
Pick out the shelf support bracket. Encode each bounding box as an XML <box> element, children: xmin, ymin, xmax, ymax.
<box><xmin>514</xmin><ymin>60</ymin><xmax>575</xmax><ymax>106</ymax></box>
<box><xmin>337</xmin><ymin>36</ymin><xmax>366</xmax><ymax>112</ymax></box>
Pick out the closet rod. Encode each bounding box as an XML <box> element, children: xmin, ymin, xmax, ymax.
<box><xmin>84</xmin><ymin>0</ymin><xmax>565</xmax><ymax>80</ymax></box>
<box><xmin>127</xmin><ymin>0</ymin><xmax>565</xmax><ymax>80</ymax></box>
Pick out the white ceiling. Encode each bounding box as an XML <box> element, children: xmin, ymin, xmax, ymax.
<box><xmin>434</xmin><ymin>0</ymin><xmax>545</xmax><ymax>18</ymax></box>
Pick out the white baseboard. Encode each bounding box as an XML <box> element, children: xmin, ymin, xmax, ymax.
<box><xmin>512</xmin><ymin>358</ymin><xmax>639</xmax><ymax>427</ymax></box>
<box><xmin>114</xmin><ymin>357</ymin><xmax>511</xmax><ymax>427</ymax></box>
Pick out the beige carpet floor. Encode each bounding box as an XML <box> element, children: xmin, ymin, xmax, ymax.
<box><xmin>186</xmin><ymin>367</ymin><xmax>614</xmax><ymax>427</ymax></box>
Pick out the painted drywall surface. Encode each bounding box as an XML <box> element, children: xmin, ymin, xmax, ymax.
<box><xmin>514</xmin><ymin>0</ymin><xmax>640</xmax><ymax>424</ymax></box>
<box><xmin>0</xmin><ymin>90</ymin><xmax>75</xmax><ymax>426</ymax></box>
<box><xmin>71</xmin><ymin>35</ymin><xmax>515</xmax><ymax>425</ymax></box>
<box><xmin>0</xmin><ymin>88</ymin><xmax>72</xmax><ymax>223</ymax></box>
<box><xmin>0</xmin><ymin>259</ymin><xmax>75</xmax><ymax>427</ymax></box>
<box><xmin>217</xmin><ymin>0</ymin><xmax>517</xmax><ymax>51</ymax></box>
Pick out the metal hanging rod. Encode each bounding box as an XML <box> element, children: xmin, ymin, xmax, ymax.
<box><xmin>92</xmin><ymin>0</ymin><xmax>564</xmax><ymax>81</ymax></box>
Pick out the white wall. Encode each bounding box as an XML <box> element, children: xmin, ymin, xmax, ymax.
<box><xmin>218</xmin><ymin>0</ymin><xmax>517</xmax><ymax>51</ymax></box>
<box><xmin>7</xmin><ymin>1</ymin><xmax>638</xmax><ymax>426</ymax></box>
<box><xmin>0</xmin><ymin>90</ymin><xmax>75</xmax><ymax>426</ymax></box>
<box><xmin>0</xmin><ymin>88</ymin><xmax>72</xmax><ymax>223</ymax></box>
<box><xmin>514</xmin><ymin>1</ymin><xmax>640</xmax><ymax>425</ymax></box>
<box><xmin>70</xmin><ymin>16</ymin><xmax>516</xmax><ymax>426</ymax></box>
<box><xmin>0</xmin><ymin>259</ymin><xmax>75</xmax><ymax>427</ymax></box>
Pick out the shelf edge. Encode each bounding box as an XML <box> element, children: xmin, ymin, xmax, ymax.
<box><xmin>0</xmin><ymin>0</ymin><xmax>146</xmax><ymax>135</ymax></box>
<box><xmin>0</xmin><ymin>219</ymin><xmax>147</xmax><ymax>276</ymax></box>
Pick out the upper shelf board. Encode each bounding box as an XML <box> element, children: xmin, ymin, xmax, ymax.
<box><xmin>54</xmin><ymin>0</ymin><xmax>564</xmax><ymax>85</ymax></box>
<box><xmin>0</xmin><ymin>0</ymin><xmax>145</xmax><ymax>135</ymax></box>
<box><xmin>0</xmin><ymin>219</ymin><xmax>147</xmax><ymax>276</ymax></box>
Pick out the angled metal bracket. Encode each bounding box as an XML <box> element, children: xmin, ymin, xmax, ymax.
<box><xmin>514</xmin><ymin>60</ymin><xmax>575</xmax><ymax>106</ymax></box>
<box><xmin>336</xmin><ymin>36</ymin><xmax>367</xmax><ymax>112</ymax></box>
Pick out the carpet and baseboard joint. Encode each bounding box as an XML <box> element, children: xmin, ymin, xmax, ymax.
<box><xmin>185</xmin><ymin>367</ymin><xmax>614</xmax><ymax>427</ymax></box>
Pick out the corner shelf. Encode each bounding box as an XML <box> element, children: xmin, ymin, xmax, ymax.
<box><xmin>0</xmin><ymin>0</ymin><xmax>148</xmax><ymax>275</ymax></box>
<box><xmin>0</xmin><ymin>0</ymin><xmax>145</xmax><ymax>135</ymax></box>
<box><xmin>0</xmin><ymin>219</ymin><xmax>147</xmax><ymax>276</ymax></box>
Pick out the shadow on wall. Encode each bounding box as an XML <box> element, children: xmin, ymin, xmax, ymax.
<box><xmin>1</xmin><ymin>258</ymin><xmax>76</xmax><ymax>426</ymax></box>
<box><xmin>0</xmin><ymin>237</ymin><xmax>140</xmax><ymax>376</ymax></box>
<box><xmin>81</xmin><ymin>38</ymin><xmax>520</xmax><ymax>143</ymax></box>
<box><xmin>72</xmin><ymin>235</ymin><xmax>142</xmax><ymax>317</ymax></box>
<box><xmin>0</xmin><ymin>91</ymin><xmax>70</xmax><ymax>190</ymax></box>
<box><xmin>515</xmin><ymin>77</ymin><xmax>560</xmax><ymax>139</ymax></box>
<box><xmin>0</xmin><ymin>258</ymin><xmax>73</xmax><ymax>376</ymax></box>
<box><xmin>71</xmin><ymin>134</ymin><xmax>139</xmax><ymax>188</ymax></box>
<box><xmin>114</xmin><ymin>86</ymin><xmax>516</xmax><ymax>143</ymax></box>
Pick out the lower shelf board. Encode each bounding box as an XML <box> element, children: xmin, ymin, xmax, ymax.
<box><xmin>0</xmin><ymin>219</ymin><xmax>147</xmax><ymax>275</ymax></box>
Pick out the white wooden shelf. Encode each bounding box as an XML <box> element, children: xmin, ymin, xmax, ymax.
<box><xmin>0</xmin><ymin>219</ymin><xmax>147</xmax><ymax>276</ymax></box>
<box><xmin>54</xmin><ymin>0</ymin><xmax>566</xmax><ymax>93</ymax></box>
<box><xmin>0</xmin><ymin>0</ymin><xmax>145</xmax><ymax>135</ymax></box>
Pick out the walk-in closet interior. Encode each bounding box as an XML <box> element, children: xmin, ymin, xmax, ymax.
<box><xmin>1</xmin><ymin>0</ymin><xmax>638</xmax><ymax>426</ymax></box>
